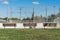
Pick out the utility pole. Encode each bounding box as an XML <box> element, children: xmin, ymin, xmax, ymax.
<box><xmin>7</xmin><ymin>5</ymin><xmax>9</xmax><ymax>22</ymax></box>
<box><xmin>45</xmin><ymin>7</ymin><xmax>48</xmax><ymax>22</ymax></box>
<box><xmin>53</xmin><ymin>6</ymin><xmax>56</xmax><ymax>20</ymax></box>
<box><xmin>59</xmin><ymin>7</ymin><xmax>60</xmax><ymax>13</ymax></box>
<box><xmin>10</xmin><ymin>7</ymin><xmax>12</xmax><ymax>23</ymax></box>
<box><xmin>19</xmin><ymin>8</ymin><xmax>22</xmax><ymax>22</ymax></box>
<box><xmin>58</xmin><ymin>7</ymin><xmax>60</xmax><ymax>17</ymax></box>
<box><xmin>3</xmin><ymin>0</ymin><xmax>9</xmax><ymax>22</ymax></box>
<box><xmin>9</xmin><ymin>7</ymin><xmax>11</xmax><ymax>18</ymax></box>
<box><xmin>32</xmin><ymin>2</ymin><xmax>40</xmax><ymax>23</ymax></box>
<box><xmin>32</xmin><ymin>8</ymin><xmax>34</xmax><ymax>22</ymax></box>
<box><xmin>53</xmin><ymin>6</ymin><xmax>56</xmax><ymax>14</ymax></box>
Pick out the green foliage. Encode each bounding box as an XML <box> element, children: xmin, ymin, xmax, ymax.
<box><xmin>48</xmin><ymin>14</ymin><xmax>57</xmax><ymax>22</ymax></box>
<box><xmin>23</xmin><ymin>17</ymin><xmax>31</xmax><ymax>20</ymax></box>
<box><xmin>48</xmin><ymin>13</ymin><xmax>60</xmax><ymax>22</ymax></box>
<box><xmin>0</xmin><ymin>29</ymin><xmax>60</xmax><ymax>40</ymax></box>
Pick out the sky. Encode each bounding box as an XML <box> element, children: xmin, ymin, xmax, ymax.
<box><xmin>0</xmin><ymin>0</ymin><xmax>60</xmax><ymax>19</ymax></box>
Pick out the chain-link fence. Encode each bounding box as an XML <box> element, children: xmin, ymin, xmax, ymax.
<box><xmin>0</xmin><ymin>6</ymin><xmax>60</xmax><ymax>23</ymax></box>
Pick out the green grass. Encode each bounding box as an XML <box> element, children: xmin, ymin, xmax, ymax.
<box><xmin>0</xmin><ymin>29</ymin><xmax>60</xmax><ymax>40</ymax></box>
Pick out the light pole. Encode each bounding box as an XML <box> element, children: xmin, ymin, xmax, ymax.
<box><xmin>59</xmin><ymin>7</ymin><xmax>60</xmax><ymax>13</ymax></box>
<box><xmin>31</xmin><ymin>8</ymin><xmax>34</xmax><ymax>22</ymax></box>
<box><xmin>9</xmin><ymin>7</ymin><xmax>13</xmax><ymax>23</ymax></box>
<box><xmin>3</xmin><ymin>0</ymin><xmax>9</xmax><ymax>22</ymax></box>
<box><xmin>32</xmin><ymin>1</ymin><xmax>40</xmax><ymax>23</ymax></box>
<box><xmin>20</xmin><ymin>8</ymin><xmax>21</xmax><ymax>22</ymax></box>
<box><xmin>18</xmin><ymin>7</ymin><xmax>22</xmax><ymax>22</ymax></box>
<box><xmin>53</xmin><ymin>6</ymin><xmax>56</xmax><ymax>14</ymax></box>
<box><xmin>45</xmin><ymin>7</ymin><xmax>48</xmax><ymax>22</ymax></box>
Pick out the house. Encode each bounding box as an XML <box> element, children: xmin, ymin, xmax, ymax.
<box><xmin>33</xmin><ymin>16</ymin><xmax>45</xmax><ymax>23</ymax></box>
<box><xmin>0</xmin><ymin>19</ymin><xmax>6</xmax><ymax>23</ymax></box>
<box><xmin>22</xmin><ymin>16</ymin><xmax>46</xmax><ymax>23</ymax></box>
<box><xmin>54</xmin><ymin>17</ymin><xmax>60</xmax><ymax>23</ymax></box>
<box><xmin>54</xmin><ymin>17</ymin><xmax>60</xmax><ymax>28</ymax></box>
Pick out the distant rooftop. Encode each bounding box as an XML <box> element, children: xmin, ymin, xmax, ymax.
<box><xmin>54</xmin><ymin>17</ymin><xmax>60</xmax><ymax>23</ymax></box>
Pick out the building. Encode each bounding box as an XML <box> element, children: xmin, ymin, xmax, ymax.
<box><xmin>54</xmin><ymin>17</ymin><xmax>60</xmax><ymax>23</ymax></box>
<box><xmin>33</xmin><ymin>16</ymin><xmax>45</xmax><ymax>23</ymax></box>
<box><xmin>54</xmin><ymin>17</ymin><xmax>60</xmax><ymax>28</ymax></box>
<box><xmin>0</xmin><ymin>19</ymin><xmax>6</xmax><ymax>23</ymax></box>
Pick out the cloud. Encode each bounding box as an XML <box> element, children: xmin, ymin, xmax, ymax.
<box><xmin>3</xmin><ymin>0</ymin><xmax>9</xmax><ymax>4</ymax></box>
<box><xmin>32</xmin><ymin>2</ymin><xmax>40</xmax><ymax>5</ymax></box>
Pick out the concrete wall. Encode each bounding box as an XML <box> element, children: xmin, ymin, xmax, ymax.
<box><xmin>2</xmin><ymin>26</ymin><xmax>16</xmax><ymax>29</ymax></box>
<box><xmin>0</xmin><ymin>23</ymin><xmax>4</xmax><ymax>28</ymax></box>
<box><xmin>36</xmin><ymin>23</ymin><xmax>44</xmax><ymax>28</ymax></box>
<box><xmin>0</xmin><ymin>23</ymin><xmax>60</xmax><ymax>29</ymax></box>
<box><xmin>24</xmin><ymin>26</ymin><xmax>30</xmax><ymax>29</ymax></box>
<box><xmin>16</xmin><ymin>23</ymin><xmax>24</xmax><ymax>29</ymax></box>
<box><xmin>0</xmin><ymin>23</ymin><xmax>43</xmax><ymax>29</ymax></box>
<box><xmin>56</xmin><ymin>23</ymin><xmax>60</xmax><ymax>28</ymax></box>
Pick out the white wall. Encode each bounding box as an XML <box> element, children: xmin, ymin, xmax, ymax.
<box><xmin>0</xmin><ymin>23</ymin><xmax>60</xmax><ymax>29</ymax></box>
<box><xmin>5</xmin><ymin>27</ymin><xmax>15</xmax><ymax>28</ymax></box>
<box><xmin>35</xmin><ymin>23</ymin><xmax>56</xmax><ymax>29</ymax></box>
<box><xmin>56</xmin><ymin>23</ymin><xmax>60</xmax><ymax>29</ymax></box>
<box><xmin>24</xmin><ymin>26</ymin><xmax>30</xmax><ymax>29</ymax></box>
<box><xmin>16</xmin><ymin>23</ymin><xmax>24</xmax><ymax>29</ymax></box>
<box><xmin>36</xmin><ymin>23</ymin><xmax>44</xmax><ymax>28</ymax></box>
<box><xmin>0</xmin><ymin>23</ymin><xmax>4</xmax><ymax>28</ymax></box>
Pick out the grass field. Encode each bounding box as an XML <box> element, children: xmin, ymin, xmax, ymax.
<box><xmin>0</xmin><ymin>29</ymin><xmax>60</xmax><ymax>40</ymax></box>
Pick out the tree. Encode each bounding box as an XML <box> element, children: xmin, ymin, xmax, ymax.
<box><xmin>48</xmin><ymin>14</ymin><xmax>57</xmax><ymax>22</ymax></box>
<box><xmin>23</xmin><ymin>17</ymin><xmax>31</xmax><ymax>20</ymax></box>
<box><xmin>3</xmin><ymin>17</ymin><xmax>8</xmax><ymax>21</ymax></box>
